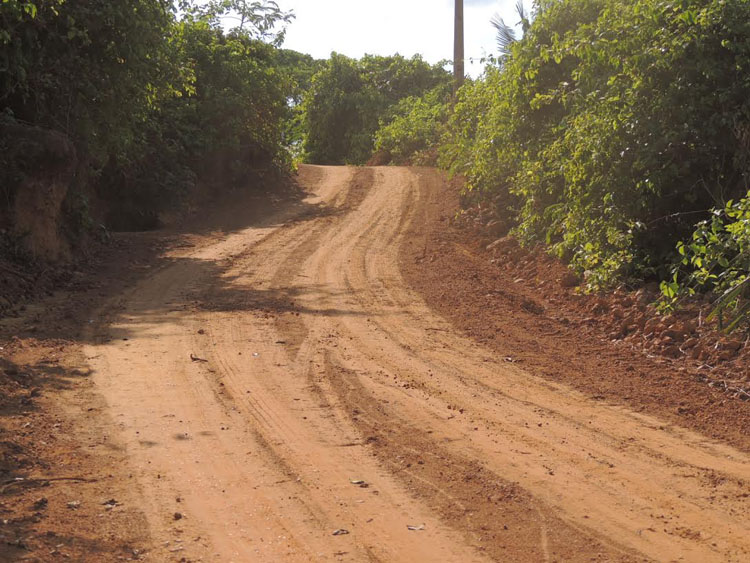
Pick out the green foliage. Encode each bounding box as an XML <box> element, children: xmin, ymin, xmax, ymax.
<box><xmin>102</xmin><ymin>6</ymin><xmax>292</xmax><ymax>222</ymax></box>
<box><xmin>439</xmin><ymin>66</ymin><xmax>518</xmax><ymax>197</ymax></box>
<box><xmin>374</xmin><ymin>86</ymin><xmax>451</xmax><ymax>165</ymax></box>
<box><xmin>663</xmin><ymin>194</ymin><xmax>750</xmax><ymax>331</ymax></box>
<box><xmin>275</xmin><ymin>49</ymin><xmax>325</xmax><ymax>159</ymax></box>
<box><xmin>302</xmin><ymin>54</ymin><xmax>451</xmax><ymax>165</ymax></box>
<box><xmin>185</xmin><ymin>0</ymin><xmax>292</xmax><ymax>44</ymax></box>
<box><xmin>358</xmin><ymin>53</ymin><xmax>451</xmax><ymax>106</ymax></box>
<box><xmin>441</xmin><ymin>0</ymin><xmax>750</xmax><ymax>290</ymax></box>
<box><xmin>1</xmin><ymin>0</ymin><xmax>295</xmax><ymax>232</ymax></box>
<box><xmin>302</xmin><ymin>53</ymin><xmax>376</xmax><ymax>165</ymax></box>
<box><xmin>1</xmin><ymin>0</ymin><xmax>175</xmax><ymax>160</ymax></box>
<box><xmin>172</xmin><ymin>17</ymin><xmax>289</xmax><ymax>172</ymax></box>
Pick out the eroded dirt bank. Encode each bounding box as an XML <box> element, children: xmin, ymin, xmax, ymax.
<box><xmin>1</xmin><ymin>165</ymin><xmax>748</xmax><ymax>562</ymax></box>
<box><xmin>400</xmin><ymin>169</ymin><xmax>750</xmax><ymax>453</ymax></box>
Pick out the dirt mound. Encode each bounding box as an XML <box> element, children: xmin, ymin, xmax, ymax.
<box><xmin>400</xmin><ymin>170</ymin><xmax>750</xmax><ymax>452</ymax></box>
<box><xmin>1</xmin><ymin>124</ymin><xmax>76</xmax><ymax>262</ymax></box>
<box><xmin>480</xmin><ymin>232</ymin><xmax>750</xmax><ymax>400</ymax></box>
<box><xmin>451</xmin><ymin>191</ymin><xmax>749</xmax><ymax>402</ymax></box>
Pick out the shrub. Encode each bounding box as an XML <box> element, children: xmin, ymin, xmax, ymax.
<box><xmin>374</xmin><ymin>86</ymin><xmax>450</xmax><ymax>165</ymax></box>
<box><xmin>441</xmin><ymin>0</ymin><xmax>750</xmax><ymax>289</ymax></box>
<box><xmin>1</xmin><ymin>0</ymin><xmax>295</xmax><ymax>233</ymax></box>
<box><xmin>302</xmin><ymin>54</ymin><xmax>451</xmax><ymax>165</ymax></box>
<box><xmin>663</xmin><ymin>192</ymin><xmax>750</xmax><ymax>332</ymax></box>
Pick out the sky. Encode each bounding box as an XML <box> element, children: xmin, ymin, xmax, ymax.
<box><xmin>274</xmin><ymin>0</ymin><xmax>529</xmax><ymax>76</ymax></box>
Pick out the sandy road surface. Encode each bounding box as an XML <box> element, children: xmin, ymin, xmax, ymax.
<box><xmin>85</xmin><ymin>166</ymin><xmax>749</xmax><ymax>562</ymax></box>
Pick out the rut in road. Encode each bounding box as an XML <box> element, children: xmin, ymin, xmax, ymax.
<box><xmin>86</xmin><ymin>165</ymin><xmax>750</xmax><ymax>562</ymax></box>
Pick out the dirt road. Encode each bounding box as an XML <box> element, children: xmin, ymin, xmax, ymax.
<box><xmin>82</xmin><ymin>166</ymin><xmax>749</xmax><ymax>562</ymax></box>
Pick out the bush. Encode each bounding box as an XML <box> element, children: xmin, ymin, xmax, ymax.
<box><xmin>275</xmin><ymin>49</ymin><xmax>326</xmax><ymax>160</ymax></box>
<box><xmin>1</xmin><ymin>0</ymin><xmax>295</xmax><ymax>233</ymax></box>
<box><xmin>301</xmin><ymin>53</ymin><xmax>380</xmax><ymax>165</ymax></box>
<box><xmin>302</xmin><ymin>54</ymin><xmax>451</xmax><ymax>165</ymax></box>
<box><xmin>0</xmin><ymin>0</ymin><xmax>175</xmax><ymax>162</ymax></box>
<box><xmin>441</xmin><ymin>0</ymin><xmax>750</xmax><ymax>289</ymax></box>
<box><xmin>663</xmin><ymin>192</ymin><xmax>750</xmax><ymax>332</ymax></box>
<box><xmin>374</xmin><ymin>86</ymin><xmax>450</xmax><ymax>165</ymax></box>
<box><xmin>99</xmin><ymin>14</ymin><xmax>292</xmax><ymax>224</ymax></box>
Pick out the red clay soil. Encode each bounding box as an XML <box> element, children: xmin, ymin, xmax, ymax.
<box><xmin>400</xmin><ymin>168</ymin><xmax>750</xmax><ymax>454</ymax></box>
<box><xmin>0</xmin><ymin>166</ymin><xmax>747</xmax><ymax>562</ymax></box>
<box><xmin>0</xmin><ymin>234</ymin><xmax>163</xmax><ymax>561</ymax></box>
<box><xmin>0</xmin><ymin>186</ymin><xmax>302</xmax><ymax>561</ymax></box>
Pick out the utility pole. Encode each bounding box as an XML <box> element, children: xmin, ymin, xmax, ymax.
<box><xmin>454</xmin><ymin>0</ymin><xmax>464</xmax><ymax>92</ymax></box>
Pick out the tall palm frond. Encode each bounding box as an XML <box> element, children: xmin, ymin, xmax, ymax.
<box><xmin>516</xmin><ymin>0</ymin><xmax>530</xmax><ymax>33</ymax></box>
<box><xmin>491</xmin><ymin>1</ymin><xmax>531</xmax><ymax>57</ymax></box>
<box><xmin>490</xmin><ymin>14</ymin><xmax>517</xmax><ymax>56</ymax></box>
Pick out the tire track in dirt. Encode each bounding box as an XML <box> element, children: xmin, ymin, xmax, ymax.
<box><xmin>85</xmin><ymin>165</ymin><xmax>749</xmax><ymax>562</ymax></box>
<box><xmin>87</xmin><ymin>166</ymin><xmax>486</xmax><ymax>562</ymax></box>
<box><xmin>272</xmin><ymin>168</ymin><xmax>638</xmax><ymax>561</ymax></box>
<box><xmin>257</xmin><ymin>167</ymin><xmax>748</xmax><ymax>562</ymax></box>
<box><xmin>194</xmin><ymin>167</ymin><xmax>486</xmax><ymax>562</ymax></box>
<box><xmin>198</xmin><ymin>167</ymin><xmax>625</xmax><ymax>561</ymax></box>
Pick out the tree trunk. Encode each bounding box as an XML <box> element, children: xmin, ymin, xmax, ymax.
<box><xmin>454</xmin><ymin>0</ymin><xmax>464</xmax><ymax>92</ymax></box>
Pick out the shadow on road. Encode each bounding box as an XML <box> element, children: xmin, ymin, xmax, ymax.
<box><xmin>0</xmin><ymin>169</ymin><xmax>351</xmax><ymax>560</ymax></box>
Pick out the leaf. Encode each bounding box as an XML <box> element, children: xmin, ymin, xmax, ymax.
<box><xmin>23</xmin><ymin>2</ymin><xmax>37</xmax><ymax>18</ymax></box>
<box><xmin>707</xmin><ymin>278</ymin><xmax>750</xmax><ymax>323</ymax></box>
<box><xmin>724</xmin><ymin>302</ymin><xmax>750</xmax><ymax>333</ymax></box>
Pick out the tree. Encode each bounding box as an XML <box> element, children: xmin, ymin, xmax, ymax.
<box><xmin>454</xmin><ymin>0</ymin><xmax>464</xmax><ymax>91</ymax></box>
<box><xmin>1</xmin><ymin>0</ymin><xmax>296</xmax><ymax>236</ymax></box>
<box><xmin>302</xmin><ymin>54</ymin><xmax>451</xmax><ymax>165</ymax></box>
<box><xmin>490</xmin><ymin>0</ymin><xmax>530</xmax><ymax>58</ymax></box>
<box><xmin>442</xmin><ymin>0</ymin><xmax>750</xmax><ymax>292</ymax></box>
<box><xmin>302</xmin><ymin>54</ymin><xmax>381</xmax><ymax>165</ymax></box>
<box><xmin>183</xmin><ymin>0</ymin><xmax>293</xmax><ymax>44</ymax></box>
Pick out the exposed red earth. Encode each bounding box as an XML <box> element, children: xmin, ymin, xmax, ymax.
<box><xmin>0</xmin><ymin>166</ymin><xmax>748</xmax><ymax>562</ymax></box>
